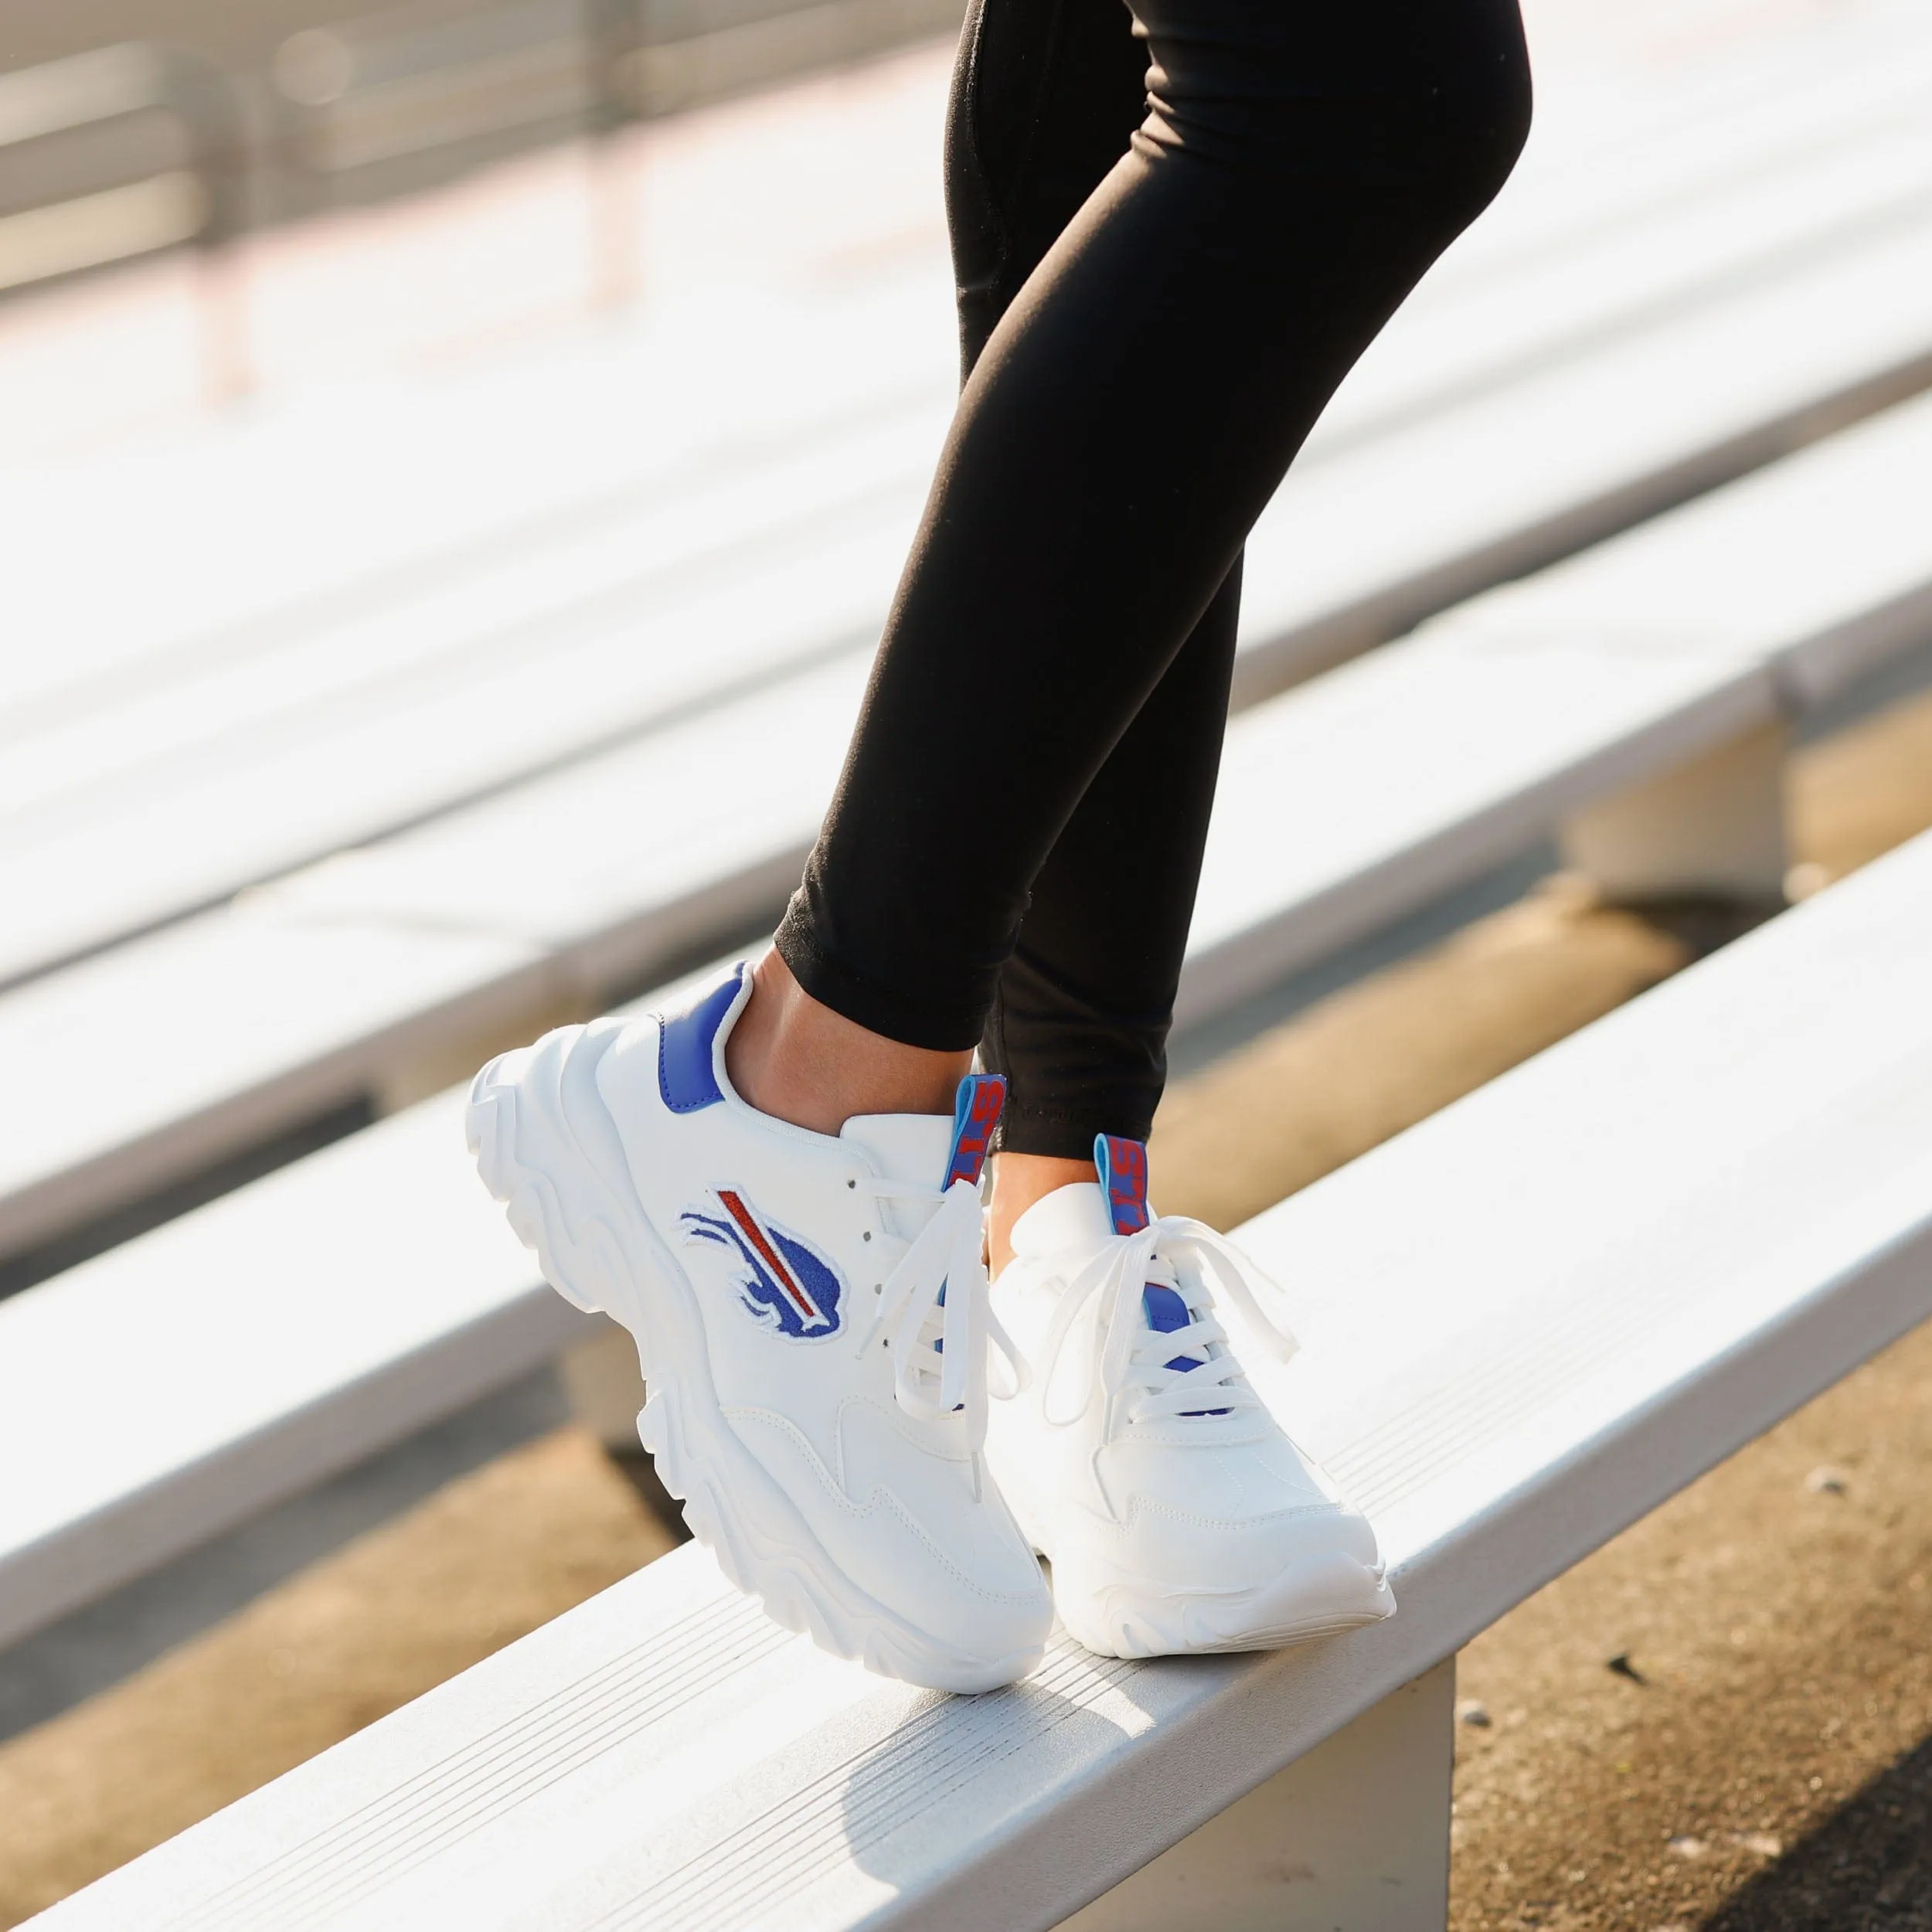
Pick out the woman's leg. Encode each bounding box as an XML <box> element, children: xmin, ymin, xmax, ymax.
<box><xmin>946</xmin><ymin>0</ymin><xmax>1151</xmax><ymax>383</ymax></box>
<box><xmin>757</xmin><ymin>0</ymin><xmax>1532</xmax><ymax>1128</ymax></box>
<box><xmin>981</xmin><ymin>563</ymin><xmax>1239</xmax><ymax>1266</ymax></box>
<box><xmin>945</xmin><ymin>0</ymin><xmax>1247</xmax><ymax>1194</ymax></box>
<box><xmin>733</xmin><ymin>0</ymin><xmax>1189</xmax><ymax>1139</ymax></box>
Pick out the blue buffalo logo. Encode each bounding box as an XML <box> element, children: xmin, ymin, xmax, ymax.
<box><xmin>681</xmin><ymin>1189</ymin><xmax>845</xmax><ymax>1339</ymax></box>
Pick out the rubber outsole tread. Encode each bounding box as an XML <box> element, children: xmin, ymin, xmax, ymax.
<box><xmin>1058</xmin><ymin>1563</ymin><xmax>1396</xmax><ymax>1661</ymax></box>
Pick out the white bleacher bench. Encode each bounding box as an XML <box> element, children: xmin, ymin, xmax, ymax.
<box><xmin>5</xmin><ymin>377</ymin><xmax>1932</xmax><ymax>1648</ymax></box>
<box><xmin>31</xmin><ymin>818</ymin><xmax>1932</xmax><ymax>1932</ymax></box>
<box><xmin>6</xmin><ymin>365</ymin><xmax>1932</xmax><ymax>1282</ymax></box>
<box><xmin>8</xmin><ymin>26</ymin><xmax>1932</xmax><ymax>995</ymax></box>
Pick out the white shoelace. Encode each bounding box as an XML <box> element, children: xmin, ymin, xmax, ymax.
<box><xmin>847</xmin><ymin>1176</ymin><xmax>1028</xmax><ymax>1450</ymax></box>
<box><xmin>1032</xmin><ymin>1217</ymin><xmax>1299</xmax><ymax>1431</ymax></box>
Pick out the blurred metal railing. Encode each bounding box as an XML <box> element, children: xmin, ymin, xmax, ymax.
<box><xmin>267</xmin><ymin>0</ymin><xmax>961</xmax><ymax>187</ymax></box>
<box><xmin>264</xmin><ymin>0</ymin><xmax>959</xmax><ymax>301</ymax></box>
<box><xmin>0</xmin><ymin>44</ymin><xmax>247</xmax><ymax>284</ymax></box>
<box><xmin>272</xmin><ymin>0</ymin><xmax>634</xmax><ymax>177</ymax></box>
<box><xmin>622</xmin><ymin>0</ymin><xmax>962</xmax><ymax>118</ymax></box>
<box><xmin>0</xmin><ymin>42</ymin><xmax>250</xmax><ymax>392</ymax></box>
<box><xmin>0</xmin><ymin>0</ymin><xmax>963</xmax><ymax>397</ymax></box>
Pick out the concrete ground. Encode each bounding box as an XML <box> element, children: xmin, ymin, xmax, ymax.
<box><xmin>1448</xmin><ymin>1318</ymin><xmax>1932</xmax><ymax>1932</ymax></box>
<box><xmin>2</xmin><ymin>683</ymin><xmax>1927</xmax><ymax>1927</ymax></box>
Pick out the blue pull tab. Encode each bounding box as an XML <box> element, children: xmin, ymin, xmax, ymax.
<box><xmin>1094</xmin><ymin>1134</ymin><xmax>1151</xmax><ymax>1235</ymax></box>
<box><xmin>944</xmin><ymin>1074</ymin><xmax>1006</xmax><ymax>1189</ymax></box>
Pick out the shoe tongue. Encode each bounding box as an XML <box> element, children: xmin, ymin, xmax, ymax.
<box><xmin>1142</xmin><ymin>1283</ymin><xmax>1192</xmax><ymax>1335</ymax></box>
<box><xmin>839</xmin><ymin>1070</ymin><xmax>1007</xmax><ymax>1192</ymax></box>
<box><xmin>1007</xmin><ymin>1138</ymin><xmax>1157</xmax><ymax>1260</ymax></box>
<box><xmin>842</xmin><ymin>1113</ymin><xmax>955</xmax><ymax>1248</ymax></box>
<box><xmin>840</xmin><ymin>1112</ymin><xmax>955</xmax><ymax>1188</ymax></box>
<box><xmin>1148</xmin><ymin>1277</ymin><xmax>1221</xmax><ymax>1410</ymax></box>
<box><xmin>1010</xmin><ymin>1181</ymin><xmax>1114</xmax><ymax>1257</ymax></box>
<box><xmin>1010</xmin><ymin>1179</ymin><xmax>1220</xmax><ymax>1405</ymax></box>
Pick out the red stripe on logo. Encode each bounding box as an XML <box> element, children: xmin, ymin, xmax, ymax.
<box><xmin>716</xmin><ymin>1189</ymin><xmax>820</xmax><ymax>1322</ymax></box>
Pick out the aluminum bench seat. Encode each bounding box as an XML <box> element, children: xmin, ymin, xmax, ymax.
<box><xmin>30</xmin><ymin>818</ymin><xmax>1932</xmax><ymax>1932</ymax></box>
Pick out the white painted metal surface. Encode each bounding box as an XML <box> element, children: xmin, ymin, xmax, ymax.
<box><xmin>7</xmin><ymin>27</ymin><xmax>1932</xmax><ymax>985</ymax></box>
<box><xmin>10</xmin><ymin>376</ymin><xmax>1932</xmax><ymax>1264</ymax></box>
<box><xmin>1056</xmin><ymin>1661</ymin><xmax>1457</xmax><ymax>1932</ymax></box>
<box><xmin>1560</xmin><ymin>722</ymin><xmax>1789</xmax><ymax>904</ymax></box>
<box><xmin>29</xmin><ymin>825</ymin><xmax>1932</xmax><ymax>1930</ymax></box>
<box><xmin>0</xmin><ymin>1088</ymin><xmax>589</xmax><ymax>1649</ymax></box>
<box><xmin>0</xmin><ymin>653</ymin><xmax>866</xmax><ymax>1261</ymax></box>
<box><xmin>1230</xmin><ymin>197</ymin><xmax>1932</xmax><ymax>702</ymax></box>
<box><xmin>1188</xmin><ymin>381</ymin><xmax>1932</xmax><ymax>1015</ymax></box>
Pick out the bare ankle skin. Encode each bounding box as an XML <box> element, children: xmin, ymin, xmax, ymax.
<box><xmin>724</xmin><ymin>948</ymin><xmax>971</xmax><ymax>1137</ymax></box>
<box><xmin>724</xmin><ymin>953</ymin><xmax>1112</xmax><ymax>1257</ymax></box>
<box><xmin>987</xmin><ymin>1152</ymin><xmax>1097</xmax><ymax>1277</ymax></box>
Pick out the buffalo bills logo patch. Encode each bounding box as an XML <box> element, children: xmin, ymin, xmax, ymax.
<box><xmin>681</xmin><ymin>1189</ymin><xmax>845</xmax><ymax>1339</ymax></box>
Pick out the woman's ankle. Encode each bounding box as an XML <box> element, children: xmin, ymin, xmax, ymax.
<box><xmin>988</xmin><ymin>1151</ymin><xmax>1098</xmax><ymax>1277</ymax></box>
<box><xmin>724</xmin><ymin>949</ymin><xmax>971</xmax><ymax>1136</ymax></box>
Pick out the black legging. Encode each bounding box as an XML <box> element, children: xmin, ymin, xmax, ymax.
<box><xmin>774</xmin><ymin>0</ymin><xmax>1532</xmax><ymax>1156</ymax></box>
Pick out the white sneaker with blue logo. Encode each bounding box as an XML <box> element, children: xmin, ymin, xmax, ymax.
<box><xmin>984</xmin><ymin>1135</ymin><xmax>1394</xmax><ymax>1660</ymax></box>
<box><xmin>466</xmin><ymin>963</ymin><xmax>1052</xmax><ymax>1692</ymax></box>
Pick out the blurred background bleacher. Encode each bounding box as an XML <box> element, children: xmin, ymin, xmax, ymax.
<box><xmin>5</xmin><ymin>0</ymin><xmax>1932</xmax><ymax>1924</ymax></box>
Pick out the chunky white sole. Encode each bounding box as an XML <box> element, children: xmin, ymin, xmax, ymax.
<box><xmin>1049</xmin><ymin>1548</ymin><xmax>1396</xmax><ymax>1662</ymax></box>
<box><xmin>996</xmin><ymin>1476</ymin><xmax>1394</xmax><ymax>1662</ymax></box>
<box><xmin>467</xmin><ymin>1022</ymin><xmax>1043</xmax><ymax>1696</ymax></box>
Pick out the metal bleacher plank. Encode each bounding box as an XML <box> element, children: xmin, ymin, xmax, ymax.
<box><xmin>0</xmin><ymin>266</ymin><xmax>954</xmax><ymax>718</ymax></box>
<box><xmin>0</xmin><ymin>400</ymin><xmax>942</xmax><ymax>988</ymax></box>
<box><xmin>1423</xmin><ymin>0</ymin><xmax>1932</xmax><ymax>289</ymax></box>
<box><xmin>1298</xmin><ymin>90</ymin><xmax>1932</xmax><ymax>457</ymax></box>
<box><xmin>0</xmin><ymin>1087</ymin><xmax>587</xmax><ymax>1654</ymax></box>
<box><xmin>1185</xmin><ymin>380</ymin><xmax>1932</xmax><ymax>1017</ymax></box>
<box><xmin>7</xmin><ymin>35</ymin><xmax>1932</xmax><ymax>986</ymax></box>
<box><xmin>0</xmin><ymin>654</ymin><xmax>865</xmax><ymax>1264</ymax></box>
<box><xmin>1230</xmin><ymin>198</ymin><xmax>1932</xmax><ymax>700</ymax></box>
<box><xmin>8</xmin><ymin>379</ymin><xmax>1932</xmax><ymax>1640</ymax></box>
<box><xmin>32</xmin><ymin>821</ymin><xmax>1932</xmax><ymax>1932</ymax></box>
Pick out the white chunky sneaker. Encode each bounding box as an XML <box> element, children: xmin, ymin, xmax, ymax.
<box><xmin>466</xmin><ymin>963</ymin><xmax>1052</xmax><ymax>1692</ymax></box>
<box><xmin>985</xmin><ymin>1134</ymin><xmax>1394</xmax><ymax>1660</ymax></box>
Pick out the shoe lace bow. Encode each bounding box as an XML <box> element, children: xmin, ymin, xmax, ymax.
<box><xmin>850</xmin><ymin>1176</ymin><xmax>1027</xmax><ymax>1449</ymax></box>
<box><xmin>1033</xmin><ymin>1216</ymin><xmax>1298</xmax><ymax>1430</ymax></box>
